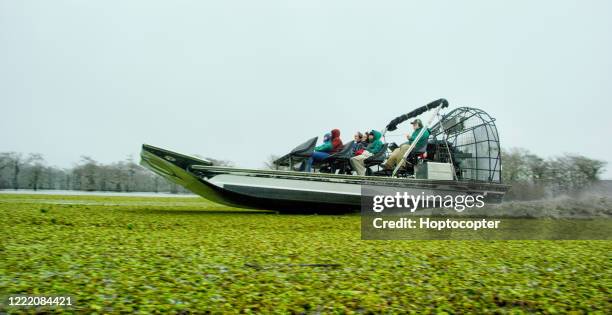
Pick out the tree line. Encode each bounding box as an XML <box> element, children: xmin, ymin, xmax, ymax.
<box><xmin>501</xmin><ymin>148</ymin><xmax>607</xmax><ymax>200</ymax></box>
<box><xmin>0</xmin><ymin>153</ymin><xmax>228</xmax><ymax>193</ymax></box>
<box><xmin>0</xmin><ymin>149</ymin><xmax>607</xmax><ymax>198</ymax></box>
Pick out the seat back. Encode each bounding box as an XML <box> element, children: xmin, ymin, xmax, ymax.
<box><xmin>365</xmin><ymin>143</ymin><xmax>389</xmax><ymax>166</ymax></box>
<box><xmin>290</xmin><ymin>137</ymin><xmax>318</xmax><ymax>157</ymax></box>
<box><xmin>316</xmin><ymin>141</ymin><xmax>354</xmax><ymax>174</ymax></box>
<box><xmin>325</xmin><ymin>141</ymin><xmax>355</xmax><ymax>162</ymax></box>
<box><xmin>274</xmin><ymin>137</ymin><xmax>318</xmax><ymax>166</ymax></box>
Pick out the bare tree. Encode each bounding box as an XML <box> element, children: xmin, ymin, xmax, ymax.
<box><xmin>3</xmin><ymin>152</ymin><xmax>25</xmax><ymax>190</ymax></box>
<box><xmin>125</xmin><ymin>156</ymin><xmax>138</xmax><ymax>192</ymax></box>
<box><xmin>501</xmin><ymin>148</ymin><xmax>531</xmax><ymax>182</ymax></box>
<box><xmin>0</xmin><ymin>153</ymin><xmax>9</xmax><ymax>188</ymax></box>
<box><xmin>569</xmin><ymin>154</ymin><xmax>607</xmax><ymax>182</ymax></box>
<box><xmin>27</xmin><ymin>153</ymin><xmax>45</xmax><ymax>191</ymax></box>
<box><xmin>74</xmin><ymin>156</ymin><xmax>99</xmax><ymax>191</ymax></box>
<box><xmin>153</xmin><ymin>175</ymin><xmax>160</xmax><ymax>193</ymax></box>
<box><xmin>0</xmin><ymin>153</ymin><xmax>9</xmax><ymax>171</ymax></box>
<box><xmin>524</xmin><ymin>153</ymin><xmax>547</xmax><ymax>182</ymax></box>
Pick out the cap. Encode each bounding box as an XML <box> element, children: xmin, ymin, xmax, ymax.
<box><xmin>410</xmin><ymin>119</ymin><xmax>422</xmax><ymax>125</ymax></box>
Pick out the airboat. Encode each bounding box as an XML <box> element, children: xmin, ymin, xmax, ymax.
<box><xmin>140</xmin><ymin>99</ymin><xmax>509</xmax><ymax>212</ymax></box>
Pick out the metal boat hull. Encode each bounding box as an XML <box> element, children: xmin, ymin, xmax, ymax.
<box><xmin>140</xmin><ymin>144</ymin><xmax>510</xmax><ymax>212</ymax></box>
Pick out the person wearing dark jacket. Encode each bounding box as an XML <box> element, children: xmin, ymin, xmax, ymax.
<box><xmin>362</xmin><ymin>132</ymin><xmax>370</xmax><ymax>144</ymax></box>
<box><xmin>351</xmin><ymin>131</ymin><xmax>365</xmax><ymax>155</ymax></box>
<box><xmin>302</xmin><ymin>129</ymin><xmax>343</xmax><ymax>172</ymax></box>
<box><xmin>350</xmin><ymin>130</ymin><xmax>384</xmax><ymax>175</ymax></box>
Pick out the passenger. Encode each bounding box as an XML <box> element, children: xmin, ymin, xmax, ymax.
<box><xmin>329</xmin><ymin>129</ymin><xmax>343</xmax><ymax>153</ymax></box>
<box><xmin>351</xmin><ymin>131</ymin><xmax>365</xmax><ymax>155</ymax></box>
<box><xmin>382</xmin><ymin>119</ymin><xmax>430</xmax><ymax>171</ymax></box>
<box><xmin>362</xmin><ymin>131</ymin><xmax>370</xmax><ymax>144</ymax></box>
<box><xmin>302</xmin><ymin>129</ymin><xmax>342</xmax><ymax>172</ymax></box>
<box><xmin>355</xmin><ymin>131</ymin><xmax>370</xmax><ymax>156</ymax></box>
<box><xmin>350</xmin><ymin>130</ymin><xmax>384</xmax><ymax>175</ymax></box>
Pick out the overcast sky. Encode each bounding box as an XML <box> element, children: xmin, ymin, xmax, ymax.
<box><xmin>1</xmin><ymin>0</ymin><xmax>611</xmax><ymax>178</ymax></box>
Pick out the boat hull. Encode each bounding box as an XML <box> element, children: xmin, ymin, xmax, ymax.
<box><xmin>140</xmin><ymin>144</ymin><xmax>510</xmax><ymax>212</ymax></box>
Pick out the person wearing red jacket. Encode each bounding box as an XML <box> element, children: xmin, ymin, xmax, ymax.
<box><xmin>329</xmin><ymin>129</ymin><xmax>343</xmax><ymax>154</ymax></box>
<box><xmin>302</xmin><ymin>129</ymin><xmax>343</xmax><ymax>172</ymax></box>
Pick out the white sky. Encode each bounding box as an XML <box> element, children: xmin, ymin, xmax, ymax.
<box><xmin>1</xmin><ymin>0</ymin><xmax>611</xmax><ymax>178</ymax></box>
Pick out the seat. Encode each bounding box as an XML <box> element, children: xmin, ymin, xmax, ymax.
<box><xmin>364</xmin><ymin>143</ymin><xmax>389</xmax><ymax>175</ymax></box>
<box><xmin>392</xmin><ymin>143</ymin><xmax>428</xmax><ymax>177</ymax></box>
<box><xmin>273</xmin><ymin>137</ymin><xmax>318</xmax><ymax>169</ymax></box>
<box><xmin>316</xmin><ymin>141</ymin><xmax>355</xmax><ymax>174</ymax></box>
<box><xmin>388</xmin><ymin>142</ymin><xmax>399</xmax><ymax>152</ymax></box>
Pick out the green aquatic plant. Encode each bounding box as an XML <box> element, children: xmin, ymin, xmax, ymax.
<box><xmin>0</xmin><ymin>194</ymin><xmax>610</xmax><ymax>313</ymax></box>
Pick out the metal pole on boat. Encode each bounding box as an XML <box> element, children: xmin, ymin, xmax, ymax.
<box><xmin>435</xmin><ymin>111</ymin><xmax>458</xmax><ymax>180</ymax></box>
<box><xmin>391</xmin><ymin>106</ymin><xmax>443</xmax><ymax>177</ymax></box>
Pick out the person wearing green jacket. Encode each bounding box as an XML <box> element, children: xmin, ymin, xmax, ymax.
<box><xmin>301</xmin><ymin>129</ymin><xmax>343</xmax><ymax>172</ymax></box>
<box><xmin>382</xmin><ymin>118</ymin><xmax>430</xmax><ymax>171</ymax></box>
<box><xmin>350</xmin><ymin>129</ymin><xmax>384</xmax><ymax>175</ymax></box>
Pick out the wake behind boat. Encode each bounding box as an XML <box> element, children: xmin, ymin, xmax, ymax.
<box><xmin>140</xmin><ymin>99</ymin><xmax>510</xmax><ymax>212</ymax></box>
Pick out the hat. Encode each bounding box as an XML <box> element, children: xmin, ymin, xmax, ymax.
<box><xmin>410</xmin><ymin>119</ymin><xmax>422</xmax><ymax>125</ymax></box>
